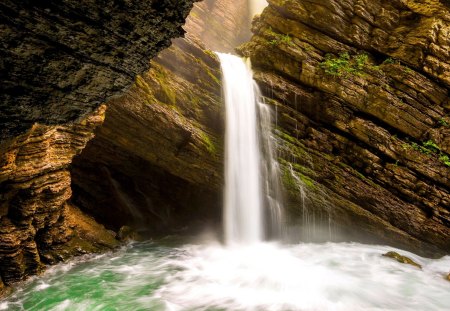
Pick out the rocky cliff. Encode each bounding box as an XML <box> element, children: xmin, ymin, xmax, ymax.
<box><xmin>240</xmin><ymin>0</ymin><xmax>450</xmax><ymax>256</ymax></box>
<box><xmin>0</xmin><ymin>0</ymin><xmax>197</xmax><ymax>140</ymax></box>
<box><xmin>71</xmin><ymin>37</ymin><xmax>223</xmax><ymax>235</ymax></box>
<box><xmin>184</xmin><ymin>0</ymin><xmax>252</xmax><ymax>52</ymax></box>
<box><xmin>0</xmin><ymin>0</ymin><xmax>198</xmax><ymax>294</ymax></box>
<box><xmin>0</xmin><ymin>107</ymin><xmax>118</xmax><ymax>286</ymax></box>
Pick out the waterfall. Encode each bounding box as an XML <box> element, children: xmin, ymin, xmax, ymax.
<box><xmin>218</xmin><ymin>53</ymin><xmax>283</xmax><ymax>244</ymax></box>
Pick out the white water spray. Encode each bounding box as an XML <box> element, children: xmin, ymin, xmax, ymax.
<box><xmin>218</xmin><ymin>53</ymin><xmax>283</xmax><ymax>244</ymax></box>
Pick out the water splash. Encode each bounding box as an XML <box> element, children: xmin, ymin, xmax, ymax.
<box><xmin>3</xmin><ymin>241</ymin><xmax>450</xmax><ymax>311</ymax></box>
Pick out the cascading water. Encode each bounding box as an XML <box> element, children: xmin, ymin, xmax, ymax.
<box><xmin>218</xmin><ymin>53</ymin><xmax>283</xmax><ymax>244</ymax></box>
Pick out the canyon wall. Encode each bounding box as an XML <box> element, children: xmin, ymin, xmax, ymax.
<box><xmin>0</xmin><ymin>0</ymin><xmax>198</xmax><ymax>294</ymax></box>
<box><xmin>239</xmin><ymin>0</ymin><xmax>450</xmax><ymax>256</ymax></box>
<box><xmin>0</xmin><ymin>0</ymin><xmax>197</xmax><ymax>140</ymax></box>
<box><xmin>1</xmin><ymin>0</ymin><xmax>449</xmax><ymax>296</ymax></box>
<box><xmin>71</xmin><ymin>38</ymin><xmax>224</xmax><ymax>235</ymax></box>
<box><xmin>184</xmin><ymin>0</ymin><xmax>252</xmax><ymax>52</ymax></box>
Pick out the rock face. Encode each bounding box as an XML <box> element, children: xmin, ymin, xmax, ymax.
<box><xmin>240</xmin><ymin>0</ymin><xmax>450</xmax><ymax>256</ymax></box>
<box><xmin>0</xmin><ymin>107</ymin><xmax>118</xmax><ymax>285</ymax></box>
<box><xmin>0</xmin><ymin>0</ymin><xmax>198</xmax><ymax>140</ymax></box>
<box><xmin>0</xmin><ymin>0</ymin><xmax>198</xmax><ymax>293</ymax></box>
<box><xmin>184</xmin><ymin>0</ymin><xmax>252</xmax><ymax>52</ymax></box>
<box><xmin>71</xmin><ymin>37</ymin><xmax>224</xmax><ymax>235</ymax></box>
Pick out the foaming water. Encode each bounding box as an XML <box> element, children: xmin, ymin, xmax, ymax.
<box><xmin>2</xmin><ymin>240</ymin><xmax>449</xmax><ymax>311</ymax></box>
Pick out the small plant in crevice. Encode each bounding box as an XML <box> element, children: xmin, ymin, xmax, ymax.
<box><xmin>319</xmin><ymin>52</ymin><xmax>379</xmax><ymax>77</ymax></box>
<box><xmin>402</xmin><ymin>139</ymin><xmax>450</xmax><ymax>167</ymax></box>
<box><xmin>383</xmin><ymin>57</ymin><xmax>397</xmax><ymax>65</ymax></box>
<box><xmin>382</xmin><ymin>57</ymin><xmax>414</xmax><ymax>73</ymax></box>
<box><xmin>438</xmin><ymin>118</ymin><xmax>450</xmax><ymax>128</ymax></box>
<box><xmin>439</xmin><ymin>154</ymin><xmax>450</xmax><ymax>167</ymax></box>
<box><xmin>268</xmin><ymin>33</ymin><xmax>293</xmax><ymax>47</ymax></box>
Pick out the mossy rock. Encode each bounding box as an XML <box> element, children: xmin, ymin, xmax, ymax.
<box><xmin>382</xmin><ymin>251</ymin><xmax>422</xmax><ymax>269</ymax></box>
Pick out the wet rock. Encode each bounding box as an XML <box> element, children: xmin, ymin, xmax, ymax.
<box><xmin>117</xmin><ymin>226</ymin><xmax>140</xmax><ymax>242</ymax></box>
<box><xmin>240</xmin><ymin>0</ymin><xmax>450</xmax><ymax>256</ymax></box>
<box><xmin>382</xmin><ymin>251</ymin><xmax>422</xmax><ymax>269</ymax></box>
<box><xmin>0</xmin><ymin>0</ymin><xmax>200</xmax><ymax>293</ymax></box>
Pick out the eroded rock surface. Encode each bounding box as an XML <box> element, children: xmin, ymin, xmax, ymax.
<box><xmin>0</xmin><ymin>107</ymin><xmax>118</xmax><ymax>286</ymax></box>
<box><xmin>240</xmin><ymin>0</ymin><xmax>450</xmax><ymax>256</ymax></box>
<box><xmin>0</xmin><ymin>0</ymin><xmax>198</xmax><ymax>293</ymax></box>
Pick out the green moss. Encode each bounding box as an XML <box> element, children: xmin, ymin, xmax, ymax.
<box><xmin>281</xmin><ymin>166</ymin><xmax>298</xmax><ymax>191</ymax></box>
<box><xmin>338</xmin><ymin>162</ymin><xmax>366</xmax><ymax>180</ymax></box>
<box><xmin>439</xmin><ymin>154</ymin><xmax>450</xmax><ymax>167</ymax></box>
<box><xmin>382</xmin><ymin>57</ymin><xmax>397</xmax><ymax>65</ymax></box>
<box><xmin>276</xmin><ymin>128</ymin><xmax>299</xmax><ymax>145</ymax></box>
<box><xmin>199</xmin><ymin>131</ymin><xmax>217</xmax><ymax>155</ymax></box>
<box><xmin>298</xmin><ymin>172</ymin><xmax>316</xmax><ymax>189</ymax></box>
<box><xmin>206</xmin><ymin>69</ymin><xmax>220</xmax><ymax>86</ymax></box>
<box><xmin>280</xmin><ymin>162</ymin><xmax>316</xmax><ymax>191</ymax></box>
<box><xmin>204</xmin><ymin>49</ymin><xmax>217</xmax><ymax>59</ymax></box>
<box><xmin>135</xmin><ymin>75</ymin><xmax>152</xmax><ymax>96</ymax></box>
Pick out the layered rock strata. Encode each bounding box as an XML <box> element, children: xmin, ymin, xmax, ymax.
<box><xmin>240</xmin><ymin>0</ymin><xmax>450</xmax><ymax>256</ymax></box>
<box><xmin>0</xmin><ymin>107</ymin><xmax>118</xmax><ymax>287</ymax></box>
<box><xmin>0</xmin><ymin>0</ymin><xmax>198</xmax><ymax>293</ymax></box>
<box><xmin>71</xmin><ymin>37</ymin><xmax>223</xmax><ymax>235</ymax></box>
<box><xmin>184</xmin><ymin>0</ymin><xmax>252</xmax><ymax>52</ymax></box>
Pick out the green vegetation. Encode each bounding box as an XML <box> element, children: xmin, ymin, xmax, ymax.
<box><xmin>382</xmin><ymin>57</ymin><xmax>414</xmax><ymax>73</ymax></box>
<box><xmin>402</xmin><ymin>139</ymin><xmax>450</xmax><ymax>167</ymax></box>
<box><xmin>281</xmin><ymin>164</ymin><xmax>316</xmax><ymax>191</ymax></box>
<box><xmin>199</xmin><ymin>131</ymin><xmax>217</xmax><ymax>155</ymax></box>
<box><xmin>383</xmin><ymin>57</ymin><xmax>396</xmax><ymax>64</ymax></box>
<box><xmin>266</xmin><ymin>27</ymin><xmax>293</xmax><ymax>47</ymax></box>
<box><xmin>438</xmin><ymin>118</ymin><xmax>449</xmax><ymax>127</ymax></box>
<box><xmin>439</xmin><ymin>154</ymin><xmax>450</xmax><ymax>167</ymax></box>
<box><xmin>319</xmin><ymin>52</ymin><xmax>377</xmax><ymax>77</ymax></box>
<box><xmin>269</xmin><ymin>34</ymin><xmax>292</xmax><ymax>46</ymax></box>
